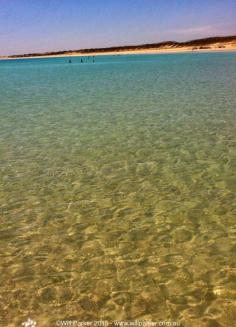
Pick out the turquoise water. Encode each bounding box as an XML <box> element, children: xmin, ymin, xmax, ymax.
<box><xmin>0</xmin><ymin>53</ymin><xmax>236</xmax><ymax>326</ymax></box>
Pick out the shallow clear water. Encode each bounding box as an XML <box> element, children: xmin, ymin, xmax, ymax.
<box><xmin>0</xmin><ymin>53</ymin><xmax>236</xmax><ymax>326</ymax></box>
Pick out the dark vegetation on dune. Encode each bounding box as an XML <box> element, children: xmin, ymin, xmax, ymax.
<box><xmin>7</xmin><ymin>35</ymin><xmax>236</xmax><ymax>58</ymax></box>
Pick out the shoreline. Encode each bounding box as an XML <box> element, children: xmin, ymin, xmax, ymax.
<box><xmin>1</xmin><ymin>45</ymin><xmax>236</xmax><ymax>61</ymax></box>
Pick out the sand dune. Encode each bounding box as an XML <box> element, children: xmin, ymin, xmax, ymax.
<box><xmin>1</xmin><ymin>35</ymin><xmax>236</xmax><ymax>60</ymax></box>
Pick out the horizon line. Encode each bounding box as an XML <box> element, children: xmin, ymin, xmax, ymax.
<box><xmin>3</xmin><ymin>34</ymin><xmax>236</xmax><ymax>58</ymax></box>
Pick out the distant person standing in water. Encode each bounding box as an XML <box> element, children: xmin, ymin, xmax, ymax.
<box><xmin>81</xmin><ymin>58</ymin><xmax>83</xmax><ymax>63</ymax></box>
<box><xmin>68</xmin><ymin>59</ymin><xmax>72</xmax><ymax>63</ymax></box>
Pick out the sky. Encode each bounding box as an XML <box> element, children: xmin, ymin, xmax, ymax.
<box><xmin>0</xmin><ymin>0</ymin><xmax>235</xmax><ymax>56</ymax></box>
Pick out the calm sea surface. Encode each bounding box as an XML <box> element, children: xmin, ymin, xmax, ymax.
<box><xmin>0</xmin><ymin>53</ymin><xmax>236</xmax><ymax>326</ymax></box>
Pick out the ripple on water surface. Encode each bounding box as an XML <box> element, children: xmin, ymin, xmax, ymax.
<box><xmin>0</xmin><ymin>53</ymin><xmax>236</xmax><ymax>326</ymax></box>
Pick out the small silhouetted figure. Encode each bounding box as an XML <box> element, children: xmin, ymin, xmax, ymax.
<box><xmin>68</xmin><ymin>59</ymin><xmax>72</xmax><ymax>63</ymax></box>
<box><xmin>93</xmin><ymin>56</ymin><xmax>95</xmax><ymax>63</ymax></box>
<box><xmin>81</xmin><ymin>58</ymin><xmax>83</xmax><ymax>63</ymax></box>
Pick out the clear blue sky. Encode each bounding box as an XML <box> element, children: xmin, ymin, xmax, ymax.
<box><xmin>0</xmin><ymin>0</ymin><xmax>235</xmax><ymax>55</ymax></box>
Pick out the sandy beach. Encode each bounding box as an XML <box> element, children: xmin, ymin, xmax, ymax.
<box><xmin>1</xmin><ymin>41</ymin><xmax>236</xmax><ymax>60</ymax></box>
